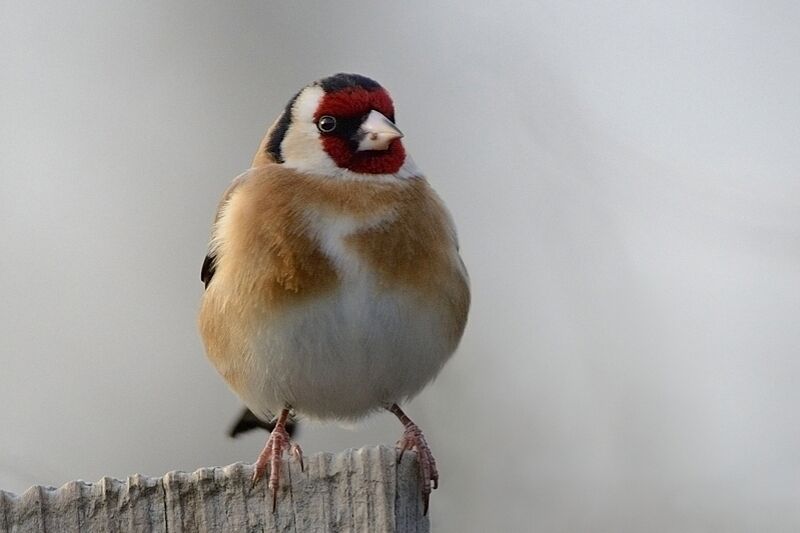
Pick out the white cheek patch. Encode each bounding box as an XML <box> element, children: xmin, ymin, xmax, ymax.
<box><xmin>280</xmin><ymin>86</ymin><xmax>342</xmax><ymax>176</ymax></box>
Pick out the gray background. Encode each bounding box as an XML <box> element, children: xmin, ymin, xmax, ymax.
<box><xmin>2</xmin><ymin>2</ymin><xmax>799</xmax><ymax>531</ymax></box>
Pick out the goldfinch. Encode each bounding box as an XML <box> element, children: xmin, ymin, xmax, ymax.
<box><xmin>199</xmin><ymin>73</ymin><xmax>469</xmax><ymax>513</ymax></box>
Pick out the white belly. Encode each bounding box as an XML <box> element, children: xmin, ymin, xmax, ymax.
<box><xmin>238</xmin><ymin>274</ymin><xmax>455</xmax><ymax>420</ymax></box>
<box><xmin>236</xmin><ymin>205</ymin><xmax>458</xmax><ymax>421</ymax></box>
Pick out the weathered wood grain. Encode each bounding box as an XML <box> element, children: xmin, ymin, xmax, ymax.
<box><xmin>0</xmin><ymin>445</ymin><xmax>429</xmax><ymax>532</ymax></box>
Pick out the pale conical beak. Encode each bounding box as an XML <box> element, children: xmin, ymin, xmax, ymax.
<box><xmin>355</xmin><ymin>110</ymin><xmax>403</xmax><ymax>151</ymax></box>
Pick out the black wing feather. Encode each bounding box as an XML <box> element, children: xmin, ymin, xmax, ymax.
<box><xmin>201</xmin><ymin>253</ymin><xmax>216</xmax><ymax>289</ymax></box>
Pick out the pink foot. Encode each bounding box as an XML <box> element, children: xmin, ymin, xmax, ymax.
<box><xmin>251</xmin><ymin>409</ymin><xmax>303</xmax><ymax>510</ymax></box>
<box><xmin>389</xmin><ymin>404</ymin><xmax>439</xmax><ymax>515</ymax></box>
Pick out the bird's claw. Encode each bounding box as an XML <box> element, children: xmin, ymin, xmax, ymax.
<box><xmin>251</xmin><ymin>422</ymin><xmax>304</xmax><ymax>511</ymax></box>
<box><xmin>396</xmin><ymin>423</ymin><xmax>438</xmax><ymax>515</ymax></box>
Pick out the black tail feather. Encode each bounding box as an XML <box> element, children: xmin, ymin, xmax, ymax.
<box><xmin>228</xmin><ymin>407</ymin><xmax>297</xmax><ymax>438</ymax></box>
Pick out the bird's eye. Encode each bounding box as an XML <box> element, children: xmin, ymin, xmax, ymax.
<box><xmin>317</xmin><ymin>116</ymin><xmax>337</xmax><ymax>133</ymax></box>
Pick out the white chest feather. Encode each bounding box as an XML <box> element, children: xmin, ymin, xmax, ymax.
<box><xmin>237</xmin><ymin>209</ymin><xmax>455</xmax><ymax>421</ymax></box>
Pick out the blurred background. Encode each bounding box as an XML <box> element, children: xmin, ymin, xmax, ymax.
<box><xmin>2</xmin><ymin>1</ymin><xmax>799</xmax><ymax>531</ymax></box>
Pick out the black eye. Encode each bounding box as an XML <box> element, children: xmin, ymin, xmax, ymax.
<box><xmin>317</xmin><ymin>115</ymin><xmax>337</xmax><ymax>133</ymax></box>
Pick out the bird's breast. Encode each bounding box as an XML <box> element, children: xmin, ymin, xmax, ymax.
<box><xmin>199</xmin><ymin>168</ymin><xmax>469</xmax><ymax>417</ymax></box>
<box><xmin>211</xmin><ymin>168</ymin><xmax>466</xmax><ymax>313</ymax></box>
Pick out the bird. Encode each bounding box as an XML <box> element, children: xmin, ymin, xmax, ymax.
<box><xmin>198</xmin><ymin>73</ymin><xmax>470</xmax><ymax>513</ymax></box>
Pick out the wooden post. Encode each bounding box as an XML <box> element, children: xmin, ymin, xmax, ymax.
<box><xmin>0</xmin><ymin>445</ymin><xmax>430</xmax><ymax>532</ymax></box>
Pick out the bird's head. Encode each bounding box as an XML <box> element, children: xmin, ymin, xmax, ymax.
<box><xmin>255</xmin><ymin>73</ymin><xmax>409</xmax><ymax>178</ymax></box>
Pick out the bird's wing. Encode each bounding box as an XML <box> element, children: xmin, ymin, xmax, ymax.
<box><xmin>201</xmin><ymin>172</ymin><xmax>251</xmax><ymax>289</ymax></box>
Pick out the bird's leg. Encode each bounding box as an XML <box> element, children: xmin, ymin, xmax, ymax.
<box><xmin>251</xmin><ymin>408</ymin><xmax>304</xmax><ymax>510</ymax></box>
<box><xmin>388</xmin><ymin>403</ymin><xmax>439</xmax><ymax>514</ymax></box>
